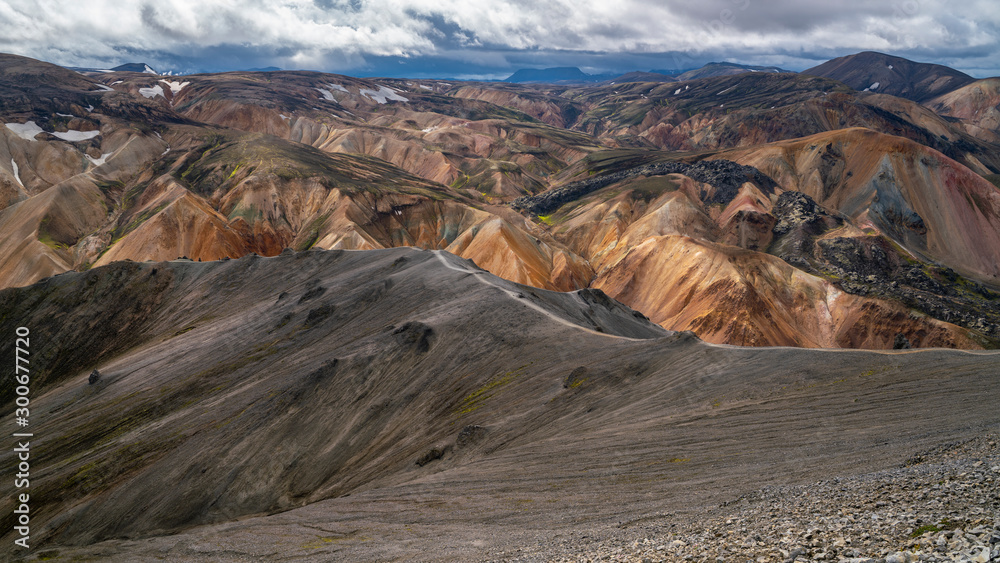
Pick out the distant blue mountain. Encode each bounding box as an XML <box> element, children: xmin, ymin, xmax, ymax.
<box><xmin>505</xmin><ymin>67</ymin><xmax>616</xmax><ymax>84</ymax></box>
<box><xmin>110</xmin><ymin>63</ymin><xmax>158</xmax><ymax>74</ymax></box>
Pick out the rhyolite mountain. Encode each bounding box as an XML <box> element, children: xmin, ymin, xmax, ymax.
<box><xmin>1</xmin><ymin>49</ymin><xmax>999</xmax><ymax>561</ymax></box>
<box><xmin>1</xmin><ymin>50</ymin><xmax>999</xmax><ymax>348</ymax></box>
<box><xmin>927</xmin><ymin>77</ymin><xmax>1000</xmax><ymax>143</ymax></box>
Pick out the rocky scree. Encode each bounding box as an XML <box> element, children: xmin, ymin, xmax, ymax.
<box><xmin>489</xmin><ymin>433</ymin><xmax>1000</xmax><ymax>563</ymax></box>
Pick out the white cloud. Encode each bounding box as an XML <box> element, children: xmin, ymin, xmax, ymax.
<box><xmin>0</xmin><ymin>0</ymin><xmax>998</xmax><ymax>75</ymax></box>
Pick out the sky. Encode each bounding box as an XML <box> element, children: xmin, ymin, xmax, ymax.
<box><xmin>1</xmin><ymin>0</ymin><xmax>999</xmax><ymax>79</ymax></box>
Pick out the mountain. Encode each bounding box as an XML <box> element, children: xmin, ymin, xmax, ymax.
<box><xmin>802</xmin><ymin>51</ymin><xmax>975</xmax><ymax>102</ymax></box>
<box><xmin>1</xmin><ymin>248</ymin><xmax>998</xmax><ymax>559</ymax></box>
<box><xmin>512</xmin><ymin>149</ymin><xmax>999</xmax><ymax>347</ymax></box>
<box><xmin>674</xmin><ymin>61</ymin><xmax>791</xmax><ymax>80</ymax></box>
<box><xmin>606</xmin><ymin>71</ymin><xmax>678</xmax><ymax>84</ymax></box>
<box><xmin>1</xmin><ymin>51</ymin><xmax>999</xmax><ymax>349</ymax></box>
<box><xmin>2</xmin><ymin>48</ymin><xmax>1000</xmax><ymax>559</ymax></box>
<box><xmin>926</xmin><ymin>77</ymin><xmax>1000</xmax><ymax>143</ymax></box>
<box><xmin>604</xmin><ymin>63</ymin><xmax>791</xmax><ymax>85</ymax></box>
<box><xmin>110</xmin><ymin>62</ymin><xmax>159</xmax><ymax>74</ymax></box>
<box><xmin>504</xmin><ymin>67</ymin><xmax>615</xmax><ymax>84</ymax></box>
<box><xmin>493</xmin><ymin>71</ymin><xmax>1000</xmax><ymax>175</ymax></box>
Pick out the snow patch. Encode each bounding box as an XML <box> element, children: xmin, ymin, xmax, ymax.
<box><xmin>139</xmin><ymin>85</ymin><xmax>165</xmax><ymax>99</ymax></box>
<box><xmin>86</xmin><ymin>152</ymin><xmax>112</xmax><ymax>167</ymax></box>
<box><xmin>421</xmin><ymin>126</ymin><xmax>439</xmax><ymax>133</ymax></box>
<box><xmin>360</xmin><ymin>86</ymin><xmax>408</xmax><ymax>104</ymax></box>
<box><xmin>685</xmin><ymin>85</ymin><xmax>689</xmax><ymax>90</ymax></box>
<box><xmin>328</xmin><ymin>83</ymin><xmax>349</xmax><ymax>93</ymax></box>
<box><xmin>5</xmin><ymin>121</ymin><xmax>44</xmax><ymax>141</ymax></box>
<box><xmin>888</xmin><ymin>64</ymin><xmax>893</xmax><ymax>70</ymax></box>
<box><xmin>279</xmin><ymin>114</ymin><xmax>291</xmax><ymax>121</ymax></box>
<box><xmin>11</xmin><ymin>159</ymin><xmax>23</xmax><ymax>187</ymax></box>
<box><xmin>161</xmin><ymin>146</ymin><xmax>170</xmax><ymax>156</ymax></box>
<box><xmin>867</xmin><ymin>82</ymin><xmax>880</xmax><ymax>91</ymax></box>
<box><xmin>419</xmin><ymin>84</ymin><xmax>433</xmax><ymax>90</ymax></box>
<box><xmin>56</xmin><ymin>112</ymin><xmax>74</xmax><ymax>118</ymax></box>
<box><xmin>85</xmin><ymin>104</ymin><xmax>94</xmax><ymax>112</ymax></box>
<box><xmin>111</xmin><ymin>80</ymin><xmax>123</xmax><ymax>85</ymax></box>
<box><xmin>674</xmin><ymin>88</ymin><xmax>682</xmax><ymax>95</ymax></box>
<box><xmin>316</xmin><ymin>88</ymin><xmax>335</xmax><ymax>101</ymax></box>
<box><xmin>143</xmin><ymin>64</ymin><xmax>157</xmax><ymax>74</ymax></box>
<box><xmin>717</xmin><ymin>86</ymin><xmax>735</xmax><ymax>95</ymax></box>
<box><xmin>93</xmin><ymin>84</ymin><xmax>114</xmax><ymax>92</ymax></box>
<box><xmin>159</xmin><ymin>80</ymin><xmax>189</xmax><ymax>94</ymax></box>
<box><xmin>51</xmin><ymin>129</ymin><xmax>100</xmax><ymax>141</ymax></box>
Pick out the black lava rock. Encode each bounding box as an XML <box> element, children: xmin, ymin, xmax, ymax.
<box><xmin>512</xmin><ymin>159</ymin><xmax>777</xmax><ymax>216</ymax></box>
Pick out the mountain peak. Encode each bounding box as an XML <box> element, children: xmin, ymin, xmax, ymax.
<box><xmin>505</xmin><ymin>67</ymin><xmax>613</xmax><ymax>84</ymax></box>
<box><xmin>802</xmin><ymin>51</ymin><xmax>973</xmax><ymax>101</ymax></box>
<box><xmin>111</xmin><ymin>62</ymin><xmax>159</xmax><ymax>74</ymax></box>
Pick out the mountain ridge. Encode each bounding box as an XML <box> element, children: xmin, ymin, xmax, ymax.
<box><xmin>1</xmin><ymin>50</ymin><xmax>998</xmax><ymax>348</ymax></box>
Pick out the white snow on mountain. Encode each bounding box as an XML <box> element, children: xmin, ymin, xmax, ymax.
<box><xmin>139</xmin><ymin>84</ymin><xmax>164</xmax><ymax>98</ymax></box>
<box><xmin>10</xmin><ymin>159</ymin><xmax>23</xmax><ymax>187</ymax></box>
<box><xmin>160</xmin><ymin>80</ymin><xmax>190</xmax><ymax>94</ymax></box>
<box><xmin>86</xmin><ymin>152</ymin><xmax>112</xmax><ymax>166</ymax></box>
<box><xmin>5</xmin><ymin>121</ymin><xmax>44</xmax><ymax>140</ymax></box>
<box><xmin>360</xmin><ymin>86</ymin><xmax>408</xmax><ymax>104</ymax></box>
<box><xmin>51</xmin><ymin>129</ymin><xmax>100</xmax><ymax>141</ymax></box>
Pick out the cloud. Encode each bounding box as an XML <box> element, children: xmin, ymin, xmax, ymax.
<box><xmin>1</xmin><ymin>0</ymin><xmax>998</xmax><ymax>77</ymax></box>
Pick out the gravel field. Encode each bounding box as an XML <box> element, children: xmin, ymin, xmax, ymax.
<box><xmin>497</xmin><ymin>433</ymin><xmax>1000</xmax><ymax>563</ymax></box>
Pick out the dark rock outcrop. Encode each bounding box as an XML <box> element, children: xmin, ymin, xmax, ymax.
<box><xmin>392</xmin><ymin>321</ymin><xmax>434</xmax><ymax>354</ymax></box>
<box><xmin>893</xmin><ymin>333</ymin><xmax>913</xmax><ymax>349</ymax></box>
<box><xmin>512</xmin><ymin>159</ymin><xmax>777</xmax><ymax>215</ymax></box>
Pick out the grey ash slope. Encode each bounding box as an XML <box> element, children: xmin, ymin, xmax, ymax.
<box><xmin>0</xmin><ymin>248</ymin><xmax>997</xmax><ymax>561</ymax></box>
<box><xmin>0</xmin><ymin>247</ymin><xmax>665</xmax><ymax>549</ymax></box>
